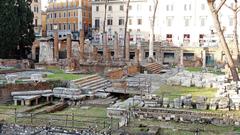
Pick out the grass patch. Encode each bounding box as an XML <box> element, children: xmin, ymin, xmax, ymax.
<box><xmin>46</xmin><ymin>66</ymin><xmax>88</xmax><ymax>81</ymax></box>
<box><xmin>185</xmin><ymin>67</ymin><xmax>202</xmax><ymax>72</ymax></box>
<box><xmin>154</xmin><ymin>84</ymin><xmax>217</xmax><ymax>100</ymax></box>
<box><xmin>185</xmin><ymin>67</ymin><xmax>224</xmax><ymax>75</ymax></box>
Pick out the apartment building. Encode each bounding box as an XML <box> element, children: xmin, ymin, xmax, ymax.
<box><xmin>31</xmin><ymin>0</ymin><xmax>42</xmax><ymax>37</ymax></box>
<box><xmin>46</xmin><ymin>0</ymin><xmax>92</xmax><ymax>39</ymax></box>
<box><xmin>92</xmin><ymin>0</ymin><xmax>239</xmax><ymax>46</ymax></box>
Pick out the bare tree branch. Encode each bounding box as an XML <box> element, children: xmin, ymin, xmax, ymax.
<box><xmin>216</xmin><ymin>0</ymin><xmax>227</xmax><ymax>13</ymax></box>
<box><xmin>225</xmin><ymin>4</ymin><xmax>234</xmax><ymax>11</ymax></box>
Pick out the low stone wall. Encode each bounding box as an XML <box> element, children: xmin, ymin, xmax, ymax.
<box><xmin>0</xmin><ymin>59</ymin><xmax>32</xmax><ymax>69</ymax></box>
<box><xmin>106</xmin><ymin>65</ymin><xmax>140</xmax><ymax>80</ymax></box>
<box><xmin>0</xmin><ymin>80</ymin><xmax>67</xmax><ymax>103</ymax></box>
<box><xmin>133</xmin><ymin>107</ymin><xmax>240</xmax><ymax>127</ymax></box>
<box><xmin>127</xmin><ymin>65</ymin><xmax>140</xmax><ymax>75</ymax></box>
<box><xmin>106</xmin><ymin>69</ymin><xmax>124</xmax><ymax>80</ymax></box>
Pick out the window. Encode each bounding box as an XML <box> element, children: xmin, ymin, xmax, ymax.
<box><xmin>64</xmin><ymin>12</ymin><xmax>66</xmax><ymax>17</ymax></box>
<box><xmin>184</xmin><ymin>4</ymin><xmax>187</xmax><ymax>11</ymax></box>
<box><xmin>68</xmin><ymin>24</ymin><xmax>71</xmax><ymax>30</ymax></box>
<box><xmin>59</xmin><ymin>24</ymin><xmax>61</xmax><ymax>30</ymax></box>
<box><xmin>50</xmin><ymin>13</ymin><xmax>52</xmax><ymax>18</ymax></box>
<box><xmin>50</xmin><ymin>24</ymin><xmax>53</xmax><ymax>30</ymax></box>
<box><xmin>137</xmin><ymin>19</ymin><xmax>142</xmax><ymax>25</ymax></box>
<box><xmin>120</xmin><ymin>5</ymin><xmax>124</xmax><ymax>11</ymax></box>
<box><xmin>137</xmin><ymin>5</ymin><xmax>141</xmax><ymax>11</ymax></box>
<box><xmin>35</xmin><ymin>19</ymin><xmax>38</xmax><ymax>26</ymax></box>
<box><xmin>54</xmin><ymin>13</ymin><xmax>57</xmax><ymax>18</ymax></box>
<box><xmin>68</xmin><ymin>12</ymin><xmax>71</xmax><ymax>17</ymax></box>
<box><xmin>64</xmin><ymin>24</ymin><xmax>66</xmax><ymax>30</ymax></box>
<box><xmin>74</xmin><ymin>12</ymin><xmax>75</xmax><ymax>17</ymax></box>
<box><xmin>108</xmin><ymin>6</ymin><xmax>112</xmax><ymax>11</ymax></box>
<box><xmin>59</xmin><ymin>13</ymin><xmax>61</xmax><ymax>18</ymax></box>
<box><xmin>200</xmin><ymin>17</ymin><xmax>206</xmax><ymax>27</ymax></box>
<box><xmin>229</xmin><ymin>16</ymin><xmax>233</xmax><ymax>26</ymax></box>
<box><xmin>96</xmin><ymin>6</ymin><xmax>99</xmax><ymax>11</ymax></box>
<box><xmin>201</xmin><ymin>4</ymin><xmax>205</xmax><ymax>10</ymax></box>
<box><xmin>166</xmin><ymin>5</ymin><xmax>169</xmax><ymax>11</ymax></box>
<box><xmin>129</xmin><ymin>19</ymin><xmax>132</xmax><ymax>25</ymax></box>
<box><xmin>95</xmin><ymin>19</ymin><xmax>100</xmax><ymax>28</ymax></box>
<box><xmin>149</xmin><ymin>5</ymin><xmax>151</xmax><ymax>11</ymax></box>
<box><xmin>129</xmin><ymin>5</ymin><xmax>132</xmax><ymax>10</ymax></box>
<box><xmin>166</xmin><ymin>16</ymin><xmax>173</xmax><ymax>27</ymax></box>
<box><xmin>171</xmin><ymin>4</ymin><xmax>174</xmax><ymax>11</ymax></box>
<box><xmin>184</xmin><ymin>16</ymin><xmax>191</xmax><ymax>27</ymax></box>
<box><xmin>107</xmin><ymin>19</ymin><xmax>113</xmax><ymax>25</ymax></box>
<box><xmin>119</xmin><ymin>19</ymin><xmax>124</xmax><ymax>25</ymax></box>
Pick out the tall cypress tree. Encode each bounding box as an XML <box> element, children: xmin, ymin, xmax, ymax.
<box><xmin>0</xmin><ymin>0</ymin><xmax>35</xmax><ymax>59</ymax></box>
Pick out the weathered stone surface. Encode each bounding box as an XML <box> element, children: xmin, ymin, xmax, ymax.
<box><xmin>31</xmin><ymin>74</ymin><xmax>44</xmax><ymax>82</ymax></box>
<box><xmin>163</xmin><ymin>98</ymin><xmax>169</xmax><ymax>108</ymax></box>
<box><xmin>181</xmin><ymin>79</ymin><xmax>191</xmax><ymax>87</ymax></box>
<box><xmin>218</xmin><ymin>97</ymin><xmax>229</xmax><ymax>110</ymax></box>
<box><xmin>196</xmin><ymin>96</ymin><xmax>208</xmax><ymax>110</ymax></box>
<box><xmin>5</xmin><ymin>75</ymin><xmax>18</xmax><ymax>84</ymax></box>
<box><xmin>173</xmin><ymin>98</ymin><xmax>182</xmax><ymax>108</ymax></box>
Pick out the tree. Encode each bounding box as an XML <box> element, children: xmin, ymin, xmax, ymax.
<box><xmin>207</xmin><ymin>0</ymin><xmax>239</xmax><ymax>81</ymax></box>
<box><xmin>149</xmin><ymin>0</ymin><xmax>159</xmax><ymax>60</ymax></box>
<box><xmin>123</xmin><ymin>0</ymin><xmax>130</xmax><ymax>59</ymax></box>
<box><xmin>0</xmin><ymin>0</ymin><xmax>19</xmax><ymax>58</ymax></box>
<box><xmin>225</xmin><ymin>0</ymin><xmax>240</xmax><ymax>65</ymax></box>
<box><xmin>0</xmin><ymin>0</ymin><xmax>35</xmax><ymax>59</ymax></box>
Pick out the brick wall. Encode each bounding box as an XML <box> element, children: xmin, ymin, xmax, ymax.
<box><xmin>0</xmin><ymin>80</ymin><xmax>66</xmax><ymax>103</ymax></box>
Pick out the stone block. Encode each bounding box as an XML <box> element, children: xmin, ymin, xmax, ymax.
<box><xmin>181</xmin><ymin>79</ymin><xmax>192</xmax><ymax>87</ymax></box>
<box><xmin>174</xmin><ymin>98</ymin><xmax>182</xmax><ymax>109</ymax></box>
<box><xmin>195</xmin><ymin>81</ymin><xmax>204</xmax><ymax>88</ymax></box>
<box><xmin>5</xmin><ymin>74</ymin><xmax>18</xmax><ymax>84</ymax></box>
<box><xmin>163</xmin><ymin>98</ymin><xmax>169</xmax><ymax>108</ymax></box>
<box><xmin>218</xmin><ymin>97</ymin><xmax>229</xmax><ymax>110</ymax></box>
<box><xmin>31</xmin><ymin>74</ymin><xmax>43</xmax><ymax>82</ymax></box>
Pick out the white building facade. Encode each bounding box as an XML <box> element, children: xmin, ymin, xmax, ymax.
<box><xmin>92</xmin><ymin>0</ymin><xmax>240</xmax><ymax>47</ymax></box>
<box><xmin>31</xmin><ymin>0</ymin><xmax>42</xmax><ymax>37</ymax></box>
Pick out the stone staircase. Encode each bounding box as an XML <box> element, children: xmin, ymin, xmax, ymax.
<box><xmin>142</xmin><ymin>62</ymin><xmax>162</xmax><ymax>74</ymax></box>
<box><xmin>71</xmin><ymin>74</ymin><xmax>112</xmax><ymax>93</ymax></box>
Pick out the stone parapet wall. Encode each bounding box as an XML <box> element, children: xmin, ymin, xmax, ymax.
<box><xmin>127</xmin><ymin>65</ymin><xmax>140</xmax><ymax>75</ymax></box>
<box><xmin>105</xmin><ymin>65</ymin><xmax>140</xmax><ymax>80</ymax></box>
<box><xmin>105</xmin><ymin>69</ymin><xmax>124</xmax><ymax>80</ymax></box>
<box><xmin>0</xmin><ymin>59</ymin><xmax>31</xmax><ymax>69</ymax></box>
<box><xmin>133</xmin><ymin>107</ymin><xmax>240</xmax><ymax>127</ymax></box>
<box><xmin>0</xmin><ymin>80</ymin><xmax>66</xmax><ymax>103</ymax></box>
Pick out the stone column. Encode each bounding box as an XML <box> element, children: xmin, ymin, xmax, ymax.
<box><xmin>106</xmin><ymin>47</ymin><xmax>111</xmax><ymax>63</ymax></box>
<box><xmin>137</xmin><ymin>42</ymin><xmax>143</xmax><ymax>62</ymax></box>
<box><xmin>35</xmin><ymin>98</ymin><xmax>39</xmax><ymax>105</ymax></box>
<box><xmin>114</xmin><ymin>32</ymin><xmax>119</xmax><ymax>60</ymax></box>
<box><xmin>21</xmin><ymin>100</ymin><xmax>25</xmax><ymax>106</ymax></box>
<box><xmin>202</xmin><ymin>49</ymin><xmax>206</xmax><ymax>68</ymax></box>
<box><xmin>180</xmin><ymin>48</ymin><xmax>184</xmax><ymax>66</ymax></box>
<box><xmin>79</xmin><ymin>30</ymin><xmax>85</xmax><ymax>63</ymax></box>
<box><xmin>93</xmin><ymin>46</ymin><xmax>98</xmax><ymax>62</ymax></box>
<box><xmin>14</xmin><ymin>100</ymin><xmax>18</xmax><ymax>106</ymax></box>
<box><xmin>67</xmin><ymin>34</ymin><xmax>72</xmax><ymax>59</ymax></box>
<box><xmin>135</xmin><ymin>48</ymin><xmax>140</xmax><ymax>64</ymax></box>
<box><xmin>125</xmin><ymin>32</ymin><xmax>130</xmax><ymax>62</ymax></box>
<box><xmin>103</xmin><ymin>32</ymin><xmax>108</xmax><ymax>61</ymax></box>
<box><xmin>67</xmin><ymin>34</ymin><xmax>72</xmax><ymax>69</ymax></box>
<box><xmin>54</xmin><ymin>31</ymin><xmax>59</xmax><ymax>61</ymax></box>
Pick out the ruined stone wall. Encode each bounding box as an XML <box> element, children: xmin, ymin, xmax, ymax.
<box><xmin>105</xmin><ymin>69</ymin><xmax>124</xmax><ymax>80</ymax></box>
<box><xmin>0</xmin><ymin>80</ymin><xmax>66</xmax><ymax>103</ymax></box>
<box><xmin>127</xmin><ymin>65</ymin><xmax>140</xmax><ymax>75</ymax></box>
<box><xmin>0</xmin><ymin>59</ymin><xmax>31</xmax><ymax>69</ymax></box>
